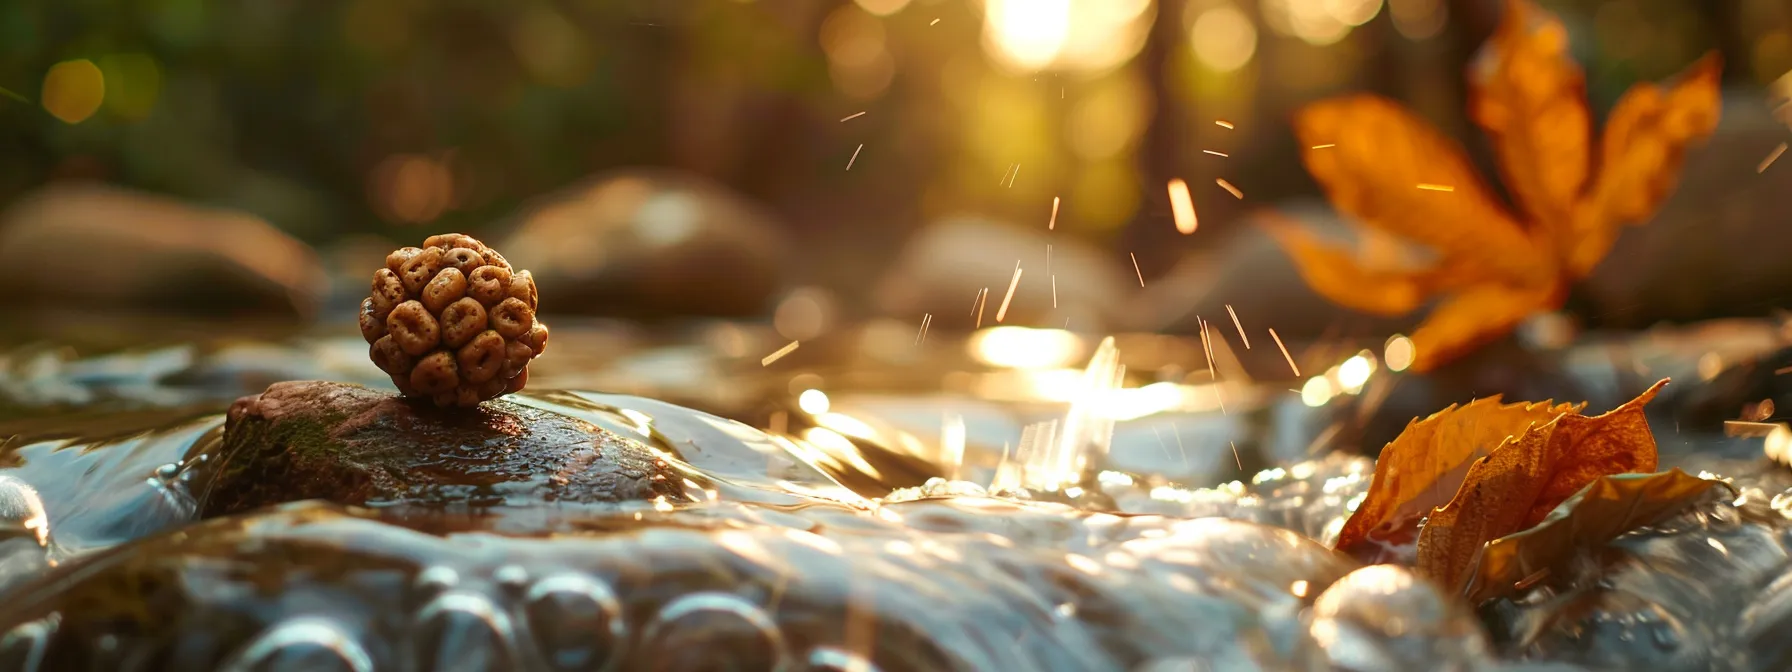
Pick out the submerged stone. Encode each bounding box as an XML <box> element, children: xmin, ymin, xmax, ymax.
<box><xmin>197</xmin><ymin>381</ymin><xmax>689</xmax><ymax>516</ymax></box>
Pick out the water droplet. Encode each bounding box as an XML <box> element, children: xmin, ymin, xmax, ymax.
<box><xmin>0</xmin><ymin>476</ymin><xmax>51</xmax><ymax>548</ymax></box>
<box><xmin>807</xmin><ymin>646</ymin><xmax>883</xmax><ymax>672</ymax></box>
<box><xmin>414</xmin><ymin>566</ymin><xmax>458</xmax><ymax>595</ymax></box>
<box><xmin>638</xmin><ymin>592</ymin><xmax>787</xmax><ymax>671</ymax></box>
<box><xmin>154</xmin><ymin>463</ymin><xmax>179</xmax><ymax>480</ymax></box>
<box><xmin>412</xmin><ymin>592</ymin><xmax>518</xmax><ymax>671</ymax></box>
<box><xmin>1650</xmin><ymin>622</ymin><xmax>1681</xmax><ymax>651</ymax></box>
<box><xmin>217</xmin><ymin>617</ymin><xmax>375</xmax><ymax>672</ymax></box>
<box><xmin>493</xmin><ymin>565</ymin><xmax>529</xmax><ymax>589</ymax></box>
<box><xmin>524</xmin><ymin>574</ymin><xmax>625</xmax><ymax>671</ymax></box>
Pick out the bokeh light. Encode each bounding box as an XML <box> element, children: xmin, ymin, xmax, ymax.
<box><xmin>1190</xmin><ymin>5</ymin><xmax>1259</xmax><ymax>73</ymax></box>
<box><xmin>1263</xmin><ymin>0</ymin><xmax>1353</xmax><ymax>46</ymax></box>
<box><xmin>369</xmin><ymin>154</ymin><xmax>455</xmax><ymax>224</ymax></box>
<box><xmin>1300</xmin><ymin>376</ymin><xmax>1335</xmax><ymax>407</ymax></box>
<box><xmin>854</xmin><ymin>0</ymin><xmax>912</xmax><ymax>17</ymax></box>
<box><xmin>970</xmin><ymin>327</ymin><xmax>1085</xmax><ymax>369</ymax></box>
<box><xmin>1337</xmin><ymin>353</ymin><xmax>1374</xmax><ymax>393</ymax></box>
<box><xmin>798</xmin><ymin>388</ymin><xmax>832</xmax><ymax>415</ymax></box>
<box><xmin>42</xmin><ymin>59</ymin><xmax>105</xmax><ymax>124</ymax></box>
<box><xmin>981</xmin><ymin>0</ymin><xmax>1155</xmax><ymax>74</ymax></box>
<box><xmin>1389</xmin><ymin>0</ymin><xmax>1446</xmax><ymax>40</ymax></box>
<box><xmin>822</xmin><ymin>5</ymin><xmax>896</xmax><ymax>99</ymax></box>
<box><xmin>98</xmin><ymin>54</ymin><xmax>162</xmax><ymax>121</ymax></box>
<box><xmin>1384</xmin><ymin>335</ymin><xmax>1416</xmax><ymax>372</ymax></box>
<box><xmin>1327</xmin><ymin>0</ymin><xmax>1384</xmax><ymax>27</ymax></box>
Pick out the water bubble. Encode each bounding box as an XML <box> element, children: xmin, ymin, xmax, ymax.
<box><xmin>0</xmin><ymin>476</ymin><xmax>50</xmax><ymax>548</ymax></box>
<box><xmin>493</xmin><ymin>565</ymin><xmax>529</xmax><ymax>589</ymax></box>
<box><xmin>412</xmin><ymin>592</ymin><xmax>518</xmax><ymax>671</ymax></box>
<box><xmin>524</xmin><ymin>574</ymin><xmax>625</xmax><ymax>671</ymax></box>
<box><xmin>154</xmin><ymin>463</ymin><xmax>179</xmax><ymax>480</ymax></box>
<box><xmin>806</xmin><ymin>646</ymin><xmax>882</xmax><ymax>672</ymax></box>
<box><xmin>638</xmin><ymin>592</ymin><xmax>787</xmax><ymax>671</ymax></box>
<box><xmin>217</xmin><ymin>617</ymin><xmax>375</xmax><ymax>672</ymax></box>
<box><xmin>413</xmin><ymin>566</ymin><xmax>458</xmax><ymax>595</ymax></box>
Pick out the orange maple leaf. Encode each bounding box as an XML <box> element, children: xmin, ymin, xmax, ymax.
<box><xmin>1333</xmin><ymin>379</ymin><xmax>1676</xmax><ymax>599</ymax></box>
<box><xmin>1268</xmin><ymin>0</ymin><xmax>1722</xmax><ymax>371</ymax></box>
<box><xmin>1414</xmin><ymin>379</ymin><xmax>1665</xmax><ymax>590</ymax></box>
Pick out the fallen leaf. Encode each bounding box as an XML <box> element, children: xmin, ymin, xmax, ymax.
<box><xmin>1462</xmin><ymin>469</ymin><xmax>1731</xmax><ymax>604</ymax></box>
<box><xmin>1273</xmin><ymin>0</ymin><xmax>1721</xmax><ymax>371</ymax></box>
<box><xmin>1336</xmin><ymin>394</ymin><xmax>1582</xmax><ymax>563</ymax></box>
<box><xmin>1416</xmin><ymin>379</ymin><xmax>1668</xmax><ymax>591</ymax></box>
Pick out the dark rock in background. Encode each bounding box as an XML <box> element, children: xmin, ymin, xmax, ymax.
<box><xmin>0</xmin><ymin>183</ymin><xmax>323</xmax><ymax>320</ymax></box>
<box><xmin>198</xmin><ymin>381</ymin><xmax>688</xmax><ymax>516</ymax></box>
<box><xmin>874</xmin><ymin>217</ymin><xmax>1131</xmax><ymax>333</ymax></box>
<box><xmin>496</xmin><ymin>170</ymin><xmax>791</xmax><ymax>320</ymax></box>
<box><xmin>1573</xmin><ymin>98</ymin><xmax>1792</xmax><ymax>328</ymax></box>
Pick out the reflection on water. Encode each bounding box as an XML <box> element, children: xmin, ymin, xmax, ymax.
<box><xmin>1</xmin><ymin>322</ymin><xmax>1791</xmax><ymax>669</ymax></box>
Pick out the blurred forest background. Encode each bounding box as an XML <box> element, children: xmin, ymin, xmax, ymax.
<box><xmin>1</xmin><ymin>0</ymin><xmax>1789</xmax><ymax>335</ymax></box>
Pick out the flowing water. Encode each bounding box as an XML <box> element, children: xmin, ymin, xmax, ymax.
<box><xmin>2</xmin><ymin>323</ymin><xmax>1792</xmax><ymax>671</ymax></box>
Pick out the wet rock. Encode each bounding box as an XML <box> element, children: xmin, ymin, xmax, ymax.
<box><xmin>197</xmin><ymin>381</ymin><xmax>688</xmax><ymax>516</ymax></box>
<box><xmin>873</xmin><ymin>217</ymin><xmax>1131</xmax><ymax>333</ymax></box>
<box><xmin>495</xmin><ymin>170</ymin><xmax>790</xmax><ymax>319</ymax></box>
<box><xmin>1309</xmin><ymin>565</ymin><xmax>1490</xmax><ymax>672</ymax></box>
<box><xmin>0</xmin><ymin>183</ymin><xmax>323</xmax><ymax>321</ymax></box>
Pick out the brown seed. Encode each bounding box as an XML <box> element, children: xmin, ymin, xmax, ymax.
<box><xmin>358</xmin><ymin>298</ymin><xmax>387</xmax><ymax>343</ymax></box>
<box><xmin>507</xmin><ymin>270</ymin><xmax>538</xmax><ymax>311</ymax></box>
<box><xmin>370</xmin><ymin>269</ymin><xmax>406</xmax><ymax>318</ymax></box>
<box><xmin>442</xmin><ymin>247</ymin><xmax>485</xmax><ymax>277</ymax></box>
<box><xmin>490</xmin><ymin>298</ymin><xmax>535</xmax><ymax>339</ymax></box>
<box><xmin>454</xmin><ymin>386</ymin><xmax>483</xmax><ymax>408</ymax></box>
<box><xmin>439</xmin><ymin>297</ymin><xmax>488</xmax><ymax>349</ymax></box>
<box><xmin>521</xmin><ymin>321</ymin><xmax>550</xmax><ymax>356</ymax></box>
<box><xmin>370</xmin><ymin>335</ymin><xmax>414</xmax><ymax>375</ymax></box>
<box><xmin>468</xmin><ymin>266</ymin><xmax>513</xmax><ymax>306</ymax></box>
<box><xmin>501</xmin><ymin>340</ymin><xmax>534</xmax><ymax>379</ymax></box>
<box><xmin>482</xmin><ymin>248</ymin><xmax>512</xmax><ymax>271</ymax></box>
<box><xmin>410</xmin><ymin>351</ymin><xmax>459</xmax><ymax>395</ymax></box>
<box><xmin>400</xmin><ymin>247</ymin><xmax>445</xmax><ymax>295</ymax></box>
<box><xmin>385</xmin><ymin>247</ymin><xmax>422</xmax><ymax>273</ymax></box>
<box><xmin>386</xmin><ymin>301</ymin><xmax>441</xmax><ymax>356</ymax></box>
<box><xmin>424</xmin><ymin>233</ymin><xmax>468</xmax><ymax>249</ymax></box>
<box><xmin>457</xmin><ymin>330</ymin><xmax>506</xmax><ymax>383</ymax></box>
<box><xmin>422</xmin><ymin>267</ymin><xmax>468</xmax><ymax>314</ymax></box>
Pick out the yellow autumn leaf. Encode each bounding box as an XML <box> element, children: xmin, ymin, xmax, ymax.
<box><xmin>1461</xmin><ymin>469</ymin><xmax>1731</xmax><ymax>604</ymax></box>
<box><xmin>1415</xmin><ymin>379</ymin><xmax>1668</xmax><ymax>591</ymax></box>
<box><xmin>1335</xmin><ymin>393</ymin><xmax>1582</xmax><ymax>563</ymax></box>
<box><xmin>1271</xmin><ymin>0</ymin><xmax>1722</xmax><ymax>370</ymax></box>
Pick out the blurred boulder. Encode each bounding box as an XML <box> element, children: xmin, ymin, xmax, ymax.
<box><xmin>1132</xmin><ymin>203</ymin><xmax>1418</xmax><ymax>338</ymax></box>
<box><xmin>496</xmin><ymin>170</ymin><xmax>790</xmax><ymax>319</ymax></box>
<box><xmin>1577</xmin><ymin>98</ymin><xmax>1792</xmax><ymax>328</ymax></box>
<box><xmin>874</xmin><ymin>217</ymin><xmax>1129</xmax><ymax>333</ymax></box>
<box><xmin>0</xmin><ymin>183</ymin><xmax>323</xmax><ymax>319</ymax></box>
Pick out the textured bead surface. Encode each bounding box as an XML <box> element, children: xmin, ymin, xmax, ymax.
<box><xmin>364</xmin><ymin>234</ymin><xmax>548</xmax><ymax>407</ymax></box>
